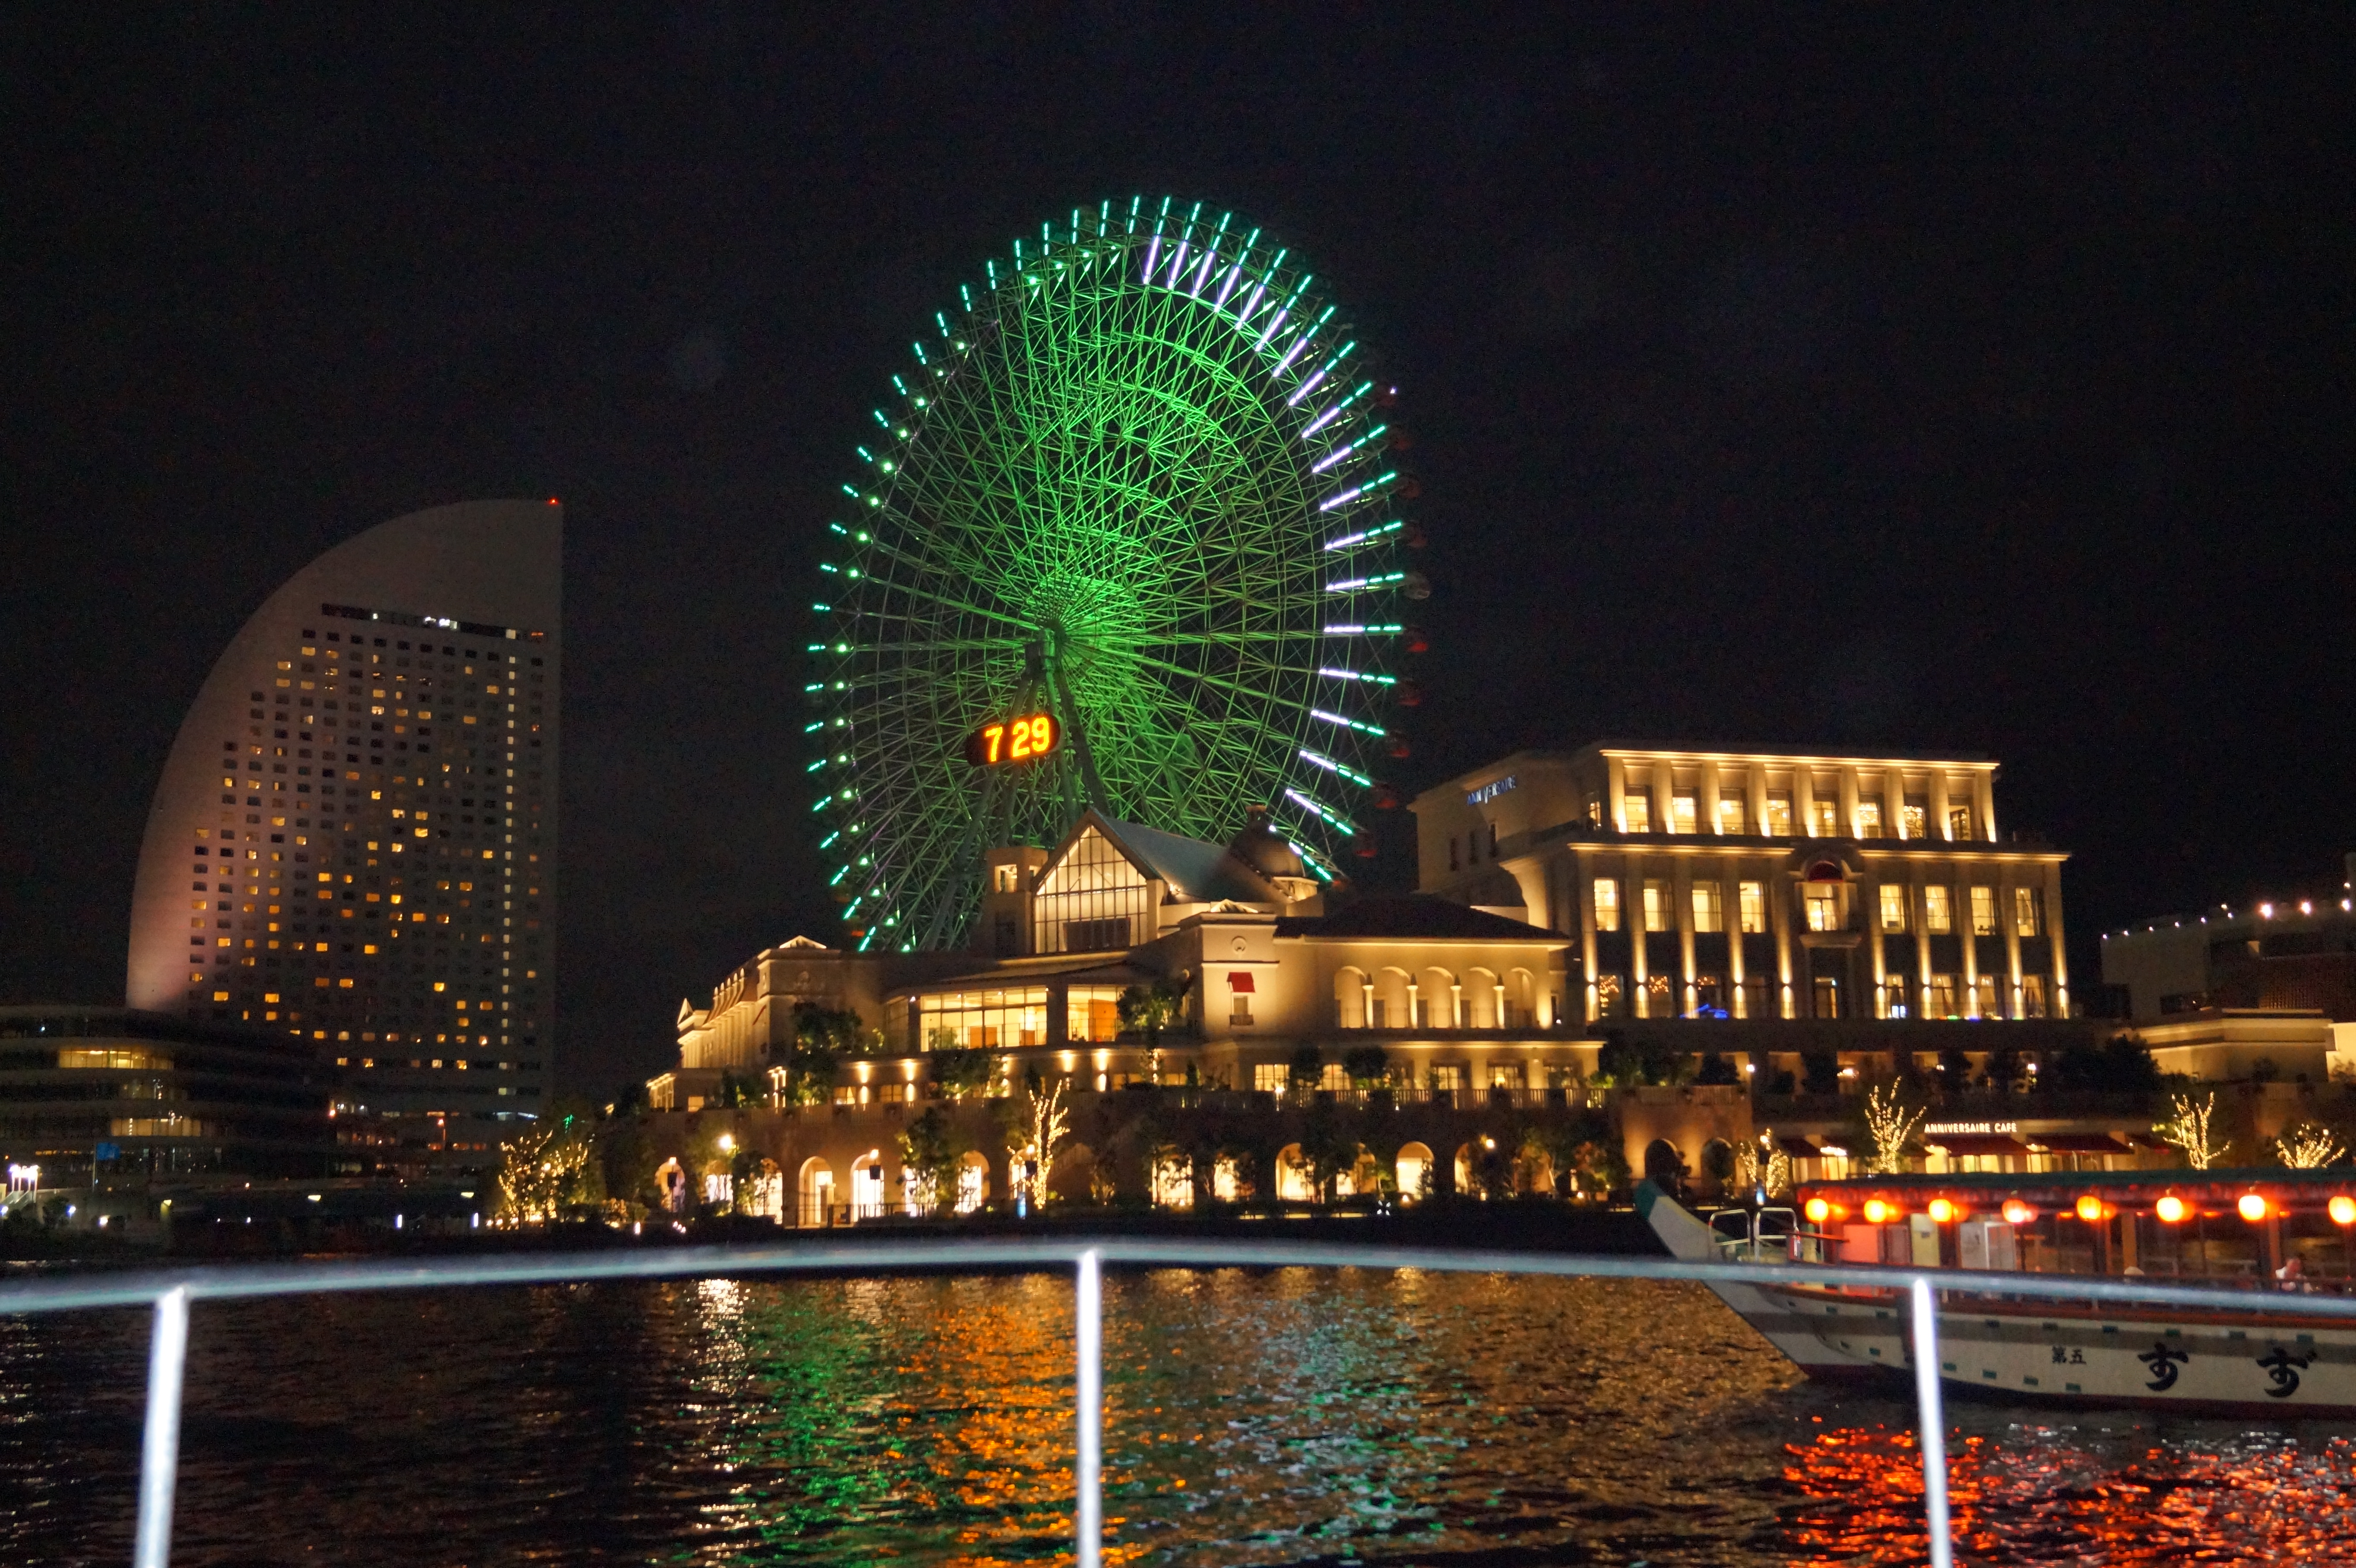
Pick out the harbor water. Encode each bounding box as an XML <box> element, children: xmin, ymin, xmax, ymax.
<box><xmin>3</xmin><ymin>1266</ymin><xmax>2354</xmax><ymax>1564</ymax></box>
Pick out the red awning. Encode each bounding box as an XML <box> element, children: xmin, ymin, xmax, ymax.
<box><xmin>1922</xmin><ymin>1135</ymin><xmax>2031</xmax><ymax>1156</ymax></box>
<box><xmin>2026</xmin><ymin>1134</ymin><xmax>2128</xmax><ymax>1153</ymax></box>
<box><xmin>1227</xmin><ymin>971</ymin><xmax>1255</xmax><ymax>993</ymax></box>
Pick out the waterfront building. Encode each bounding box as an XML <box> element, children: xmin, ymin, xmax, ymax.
<box><xmin>124</xmin><ymin>499</ymin><xmax>562</xmax><ymax>1132</ymax></box>
<box><xmin>1413</xmin><ymin>741</ymin><xmax>2071</xmax><ymax>1027</ymax></box>
<box><xmin>2100</xmin><ymin>863</ymin><xmax>2356</xmax><ymax>1026</ymax></box>
<box><xmin>0</xmin><ymin>1005</ymin><xmax>333</xmax><ymax>1188</ymax></box>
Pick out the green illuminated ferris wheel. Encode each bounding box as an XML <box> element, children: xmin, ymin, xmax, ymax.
<box><xmin>808</xmin><ymin>197</ymin><xmax>1424</xmax><ymax>951</ymax></box>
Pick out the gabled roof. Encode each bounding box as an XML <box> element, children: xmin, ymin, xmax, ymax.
<box><xmin>1276</xmin><ymin>894</ymin><xmax>1568</xmax><ymax>942</ymax></box>
<box><xmin>1053</xmin><ymin>809</ymin><xmax>1279</xmax><ymax>905</ymax></box>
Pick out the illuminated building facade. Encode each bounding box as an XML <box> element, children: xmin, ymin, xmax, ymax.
<box><xmin>1414</xmin><ymin>743</ymin><xmax>2071</xmax><ymax>1025</ymax></box>
<box><xmin>0</xmin><ymin>1006</ymin><xmax>333</xmax><ymax>1185</ymax></box>
<box><xmin>125</xmin><ymin>500</ymin><xmax>561</xmax><ymax>1122</ymax></box>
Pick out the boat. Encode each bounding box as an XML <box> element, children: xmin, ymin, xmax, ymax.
<box><xmin>1639</xmin><ymin>1168</ymin><xmax>2356</xmax><ymax>1417</ymax></box>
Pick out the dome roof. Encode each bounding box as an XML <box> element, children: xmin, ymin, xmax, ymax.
<box><xmin>1226</xmin><ymin>807</ymin><xmax>1308</xmax><ymax>882</ymax></box>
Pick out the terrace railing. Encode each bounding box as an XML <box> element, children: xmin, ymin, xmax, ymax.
<box><xmin>12</xmin><ymin>1238</ymin><xmax>2356</xmax><ymax>1568</ymax></box>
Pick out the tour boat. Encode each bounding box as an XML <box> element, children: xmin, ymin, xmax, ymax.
<box><xmin>1640</xmin><ymin>1169</ymin><xmax>2356</xmax><ymax>1417</ymax></box>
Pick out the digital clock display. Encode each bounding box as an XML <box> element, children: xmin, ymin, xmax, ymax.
<box><xmin>965</xmin><ymin>712</ymin><xmax>1060</xmax><ymax>767</ymax></box>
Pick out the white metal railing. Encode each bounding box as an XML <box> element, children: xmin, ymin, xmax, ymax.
<box><xmin>12</xmin><ymin>1239</ymin><xmax>2356</xmax><ymax>1568</ymax></box>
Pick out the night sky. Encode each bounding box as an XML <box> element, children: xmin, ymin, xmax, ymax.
<box><xmin>6</xmin><ymin>8</ymin><xmax>2353</xmax><ymax>1100</ymax></box>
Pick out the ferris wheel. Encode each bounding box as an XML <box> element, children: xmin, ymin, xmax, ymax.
<box><xmin>808</xmin><ymin>197</ymin><xmax>1424</xmax><ymax>951</ymax></box>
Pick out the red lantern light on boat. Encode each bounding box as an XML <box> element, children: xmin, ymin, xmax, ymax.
<box><xmin>1862</xmin><ymin>1198</ymin><xmax>1898</xmax><ymax>1224</ymax></box>
<box><xmin>1804</xmin><ymin>1197</ymin><xmax>1831</xmax><ymax>1224</ymax></box>
<box><xmin>2155</xmin><ymin>1195</ymin><xmax>2189</xmax><ymax>1224</ymax></box>
<box><xmin>2075</xmin><ymin>1194</ymin><xmax>2105</xmax><ymax>1223</ymax></box>
<box><xmin>2331</xmin><ymin>1195</ymin><xmax>2356</xmax><ymax>1227</ymax></box>
<box><xmin>1927</xmin><ymin>1198</ymin><xmax>1959</xmax><ymax>1224</ymax></box>
<box><xmin>2001</xmin><ymin>1199</ymin><xmax>2036</xmax><ymax>1226</ymax></box>
<box><xmin>2237</xmin><ymin>1192</ymin><xmax>2270</xmax><ymax>1223</ymax></box>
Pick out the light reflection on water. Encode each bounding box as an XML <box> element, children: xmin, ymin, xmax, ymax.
<box><xmin>1</xmin><ymin>1268</ymin><xmax>2353</xmax><ymax>1564</ymax></box>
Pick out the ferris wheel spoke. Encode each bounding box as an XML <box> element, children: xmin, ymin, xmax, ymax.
<box><xmin>815</xmin><ymin>199</ymin><xmax>1409</xmax><ymax>937</ymax></box>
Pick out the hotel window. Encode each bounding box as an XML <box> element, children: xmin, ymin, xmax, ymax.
<box><xmin>1594</xmin><ymin>974</ymin><xmax>1626</xmax><ymax>1018</ymax></box>
<box><xmin>991</xmin><ymin>863</ymin><xmax>1020</xmax><ymax>893</ymax></box>
<box><xmin>1669</xmin><ymin>793</ymin><xmax>1698</xmax><ymax>835</ymax></box>
<box><xmin>1928</xmin><ymin>974</ymin><xmax>1960</xmax><ymax>1016</ymax></box>
<box><xmin>1764</xmin><ymin>793</ymin><xmax>1793</xmax><ymax>836</ymax></box>
<box><xmin>1430</xmin><ymin>1064</ymin><xmax>1465</xmax><ymax>1093</ymax></box>
<box><xmin>1738</xmin><ymin>881</ymin><xmax>1767</xmax><ymax>933</ymax></box>
<box><xmin>1974</xmin><ymin>974</ymin><xmax>2001</xmax><ymax>1018</ymax></box>
<box><xmin>1690</xmin><ymin>881</ymin><xmax>1723</xmax><ymax>933</ymax></box>
<box><xmin>1716</xmin><ymin>797</ymin><xmax>1747</xmax><ymax>835</ymax></box>
<box><xmin>1804</xmin><ymin>884</ymin><xmax>1841</xmax><ymax>932</ymax></box>
<box><xmin>2020</xmin><ymin>974</ymin><xmax>2049</xmax><ymax>1018</ymax></box>
<box><xmin>1067</xmin><ymin>986</ymin><xmax>1126</xmax><ymax>1043</ymax></box>
<box><xmin>1622</xmin><ymin>791</ymin><xmax>1651</xmax><ymax>833</ymax></box>
<box><xmin>1854</xmin><ymin>798</ymin><xmax>1883</xmax><ymax>838</ymax></box>
<box><xmin>1593</xmin><ymin>878</ymin><xmax>1621</xmax><ymax>932</ymax></box>
<box><xmin>1880</xmin><ymin>976</ymin><xmax>1911</xmax><ymax>1018</ymax></box>
<box><xmin>2013</xmin><ymin>887</ymin><xmax>2042</xmax><ymax>936</ymax></box>
<box><xmin>1693</xmin><ymin>974</ymin><xmax>1724</xmax><ymax>1014</ymax></box>
<box><xmin>1924</xmin><ymin>885</ymin><xmax>1953</xmax><ymax>933</ymax></box>
<box><xmin>1902</xmin><ymin>799</ymin><xmax>1927</xmax><ymax>838</ymax></box>
<box><xmin>1642</xmin><ymin>879</ymin><xmax>1672</xmax><ymax>932</ymax></box>
<box><xmin>1879</xmin><ymin>884</ymin><xmax>1909</xmax><ymax>933</ymax></box>
<box><xmin>1646</xmin><ymin>975</ymin><xmax>1672</xmax><ymax>1012</ymax></box>
<box><xmin>1948</xmin><ymin>805</ymin><xmax>1974</xmax><ymax>841</ymax></box>
<box><xmin>918</xmin><ymin>986</ymin><xmax>1049</xmax><ymax>1050</ymax></box>
<box><xmin>1253</xmin><ymin>1063</ymin><xmax>1289</xmax><ymax>1093</ymax></box>
<box><xmin>1810</xmin><ymin>797</ymin><xmax>1840</xmax><ymax>837</ymax></box>
<box><xmin>1970</xmin><ymin>886</ymin><xmax>1998</xmax><ymax>936</ymax></box>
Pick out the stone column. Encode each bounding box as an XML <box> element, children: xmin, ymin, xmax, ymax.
<box><xmin>1628</xmin><ymin>851</ymin><xmax>1649</xmax><ymax>1015</ymax></box>
<box><xmin>1794</xmin><ymin>767</ymin><xmax>1818</xmax><ymax>839</ymax></box>
<box><xmin>1839</xmin><ymin>765</ymin><xmax>1862</xmax><ymax>839</ymax></box>
<box><xmin>2002</xmin><ymin>868</ymin><xmax>2024</xmax><ymax>1018</ymax></box>
<box><xmin>1577</xmin><ymin>855</ymin><xmax>1600</xmax><ymax>1021</ymax></box>
<box><xmin>2046</xmin><ymin>863</ymin><xmax>2070</xmax><ymax>1015</ymax></box>
<box><xmin>1974</xmin><ymin>771</ymin><xmax>1997</xmax><ymax>842</ymax></box>
<box><xmin>1772</xmin><ymin>866</ymin><xmax>1796</xmax><ymax>1018</ymax></box>
<box><xmin>1861</xmin><ymin>870</ymin><xmax>1887</xmax><ymax>1014</ymax></box>
<box><xmin>1913</xmin><ymin>867</ymin><xmax>1933</xmax><ymax>1016</ymax></box>
<box><xmin>1929</xmin><ymin>773</ymin><xmax>1952</xmax><ymax>841</ymax></box>
<box><xmin>1607</xmin><ymin>755</ymin><xmax>1628</xmax><ymax>831</ymax></box>
<box><xmin>1887</xmin><ymin>766</ymin><xmax>1910</xmax><ymax>838</ymax></box>
<box><xmin>1654</xmin><ymin>759</ymin><xmax>1678</xmax><ymax>834</ymax></box>
<box><xmin>1700</xmin><ymin>760</ymin><xmax>1724</xmax><ymax>835</ymax></box>
<box><xmin>1726</xmin><ymin>856</ymin><xmax>1748</xmax><ymax>1007</ymax></box>
<box><xmin>1959</xmin><ymin>873</ymin><xmax>1980</xmax><ymax>1017</ymax></box>
<box><xmin>1674</xmin><ymin>857</ymin><xmax>1697</xmax><ymax>1015</ymax></box>
<box><xmin>1748</xmin><ymin>761</ymin><xmax>1771</xmax><ymax>837</ymax></box>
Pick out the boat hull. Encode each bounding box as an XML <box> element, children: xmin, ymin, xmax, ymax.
<box><xmin>1637</xmin><ymin>1182</ymin><xmax>2356</xmax><ymax>1416</ymax></box>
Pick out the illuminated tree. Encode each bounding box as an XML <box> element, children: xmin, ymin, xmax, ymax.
<box><xmin>1863</xmin><ymin>1083</ymin><xmax>1924</xmax><ymax>1175</ymax></box>
<box><xmin>2273</xmin><ymin>1122</ymin><xmax>2345</xmax><ymax>1170</ymax></box>
<box><xmin>493</xmin><ymin>1117</ymin><xmax>600</xmax><ymax>1225</ymax></box>
<box><xmin>2160</xmin><ymin>1091</ymin><xmax>2225</xmax><ymax>1170</ymax></box>
<box><xmin>810</xmin><ymin>198</ymin><xmax>1420</xmax><ymax>949</ymax></box>
<box><xmin>1005</xmin><ymin>1078</ymin><xmax>1071</xmax><ymax>1209</ymax></box>
<box><xmin>897</xmin><ymin>1107</ymin><xmax>969</xmax><ymax>1213</ymax></box>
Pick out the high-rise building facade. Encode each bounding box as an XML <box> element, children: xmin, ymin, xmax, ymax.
<box><xmin>127</xmin><ymin>500</ymin><xmax>561</xmax><ymax>1120</ymax></box>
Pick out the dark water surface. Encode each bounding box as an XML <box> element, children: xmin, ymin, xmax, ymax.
<box><xmin>4</xmin><ymin>1267</ymin><xmax>2355</xmax><ymax>1565</ymax></box>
